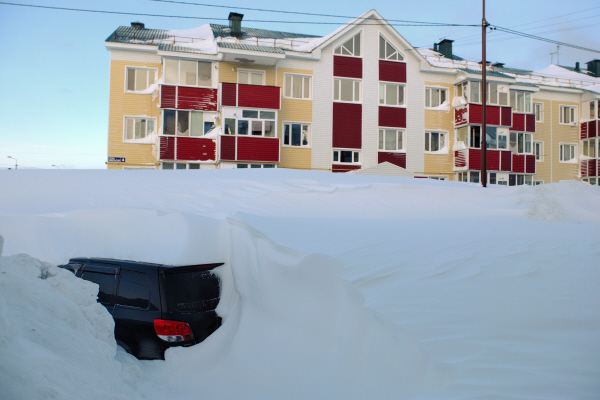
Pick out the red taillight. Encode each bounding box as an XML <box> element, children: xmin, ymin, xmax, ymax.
<box><xmin>154</xmin><ymin>319</ymin><xmax>194</xmax><ymax>343</ymax></box>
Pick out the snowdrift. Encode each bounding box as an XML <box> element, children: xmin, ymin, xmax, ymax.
<box><xmin>0</xmin><ymin>169</ymin><xmax>599</xmax><ymax>399</ymax></box>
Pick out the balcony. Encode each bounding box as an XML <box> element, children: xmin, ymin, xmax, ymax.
<box><xmin>454</xmin><ymin>104</ymin><xmax>513</xmax><ymax>127</ymax></box>
<box><xmin>581</xmin><ymin>120</ymin><xmax>598</xmax><ymax>139</ymax></box>
<box><xmin>581</xmin><ymin>159</ymin><xmax>598</xmax><ymax>178</ymax></box>
<box><xmin>454</xmin><ymin>149</ymin><xmax>515</xmax><ymax>172</ymax></box>
<box><xmin>160</xmin><ymin>85</ymin><xmax>218</xmax><ymax>111</ymax></box>
<box><xmin>159</xmin><ymin>136</ymin><xmax>216</xmax><ymax>161</ymax></box>
<box><xmin>219</xmin><ymin>135</ymin><xmax>280</xmax><ymax>163</ymax></box>
<box><xmin>220</xmin><ymin>83</ymin><xmax>281</xmax><ymax>110</ymax></box>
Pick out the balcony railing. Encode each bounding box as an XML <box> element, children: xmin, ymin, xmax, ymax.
<box><xmin>220</xmin><ymin>83</ymin><xmax>280</xmax><ymax>110</ymax></box>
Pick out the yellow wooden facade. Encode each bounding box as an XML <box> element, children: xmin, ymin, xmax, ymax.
<box><xmin>423</xmin><ymin>82</ymin><xmax>455</xmax><ymax>180</ymax></box>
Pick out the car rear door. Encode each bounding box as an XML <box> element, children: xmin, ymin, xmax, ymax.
<box><xmin>79</xmin><ymin>263</ymin><xmax>119</xmax><ymax>315</ymax></box>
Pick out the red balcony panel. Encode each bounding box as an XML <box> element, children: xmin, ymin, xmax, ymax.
<box><xmin>176</xmin><ymin>137</ymin><xmax>216</xmax><ymax>161</ymax></box>
<box><xmin>379</xmin><ymin>106</ymin><xmax>406</xmax><ymax>128</ymax></box>
<box><xmin>581</xmin><ymin>122</ymin><xmax>588</xmax><ymax>139</ymax></box>
<box><xmin>334</xmin><ymin>56</ymin><xmax>363</xmax><ymax>79</ymax></box>
<box><xmin>487</xmin><ymin>150</ymin><xmax>500</xmax><ymax>171</ymax></box>
<box><xmin>221</xmin><ymin>83</ymin><xmax>237</xmax><ymax>107</ymax></box>
<box><xmin>468</xmin><ymin>149</ymin><xmax>481</xmax><ymax>170</ymax></box>
<box><xmin>589</xmin><ymin>121</ymin><xmax>597</xmax><ymax>138</ymax></box>
<box><xmin>525</xmin><ymin>114</ymin><xmax>536</xmax><ymax>133</ymax></box>
<box><xmin>161</xmin><ymin>85</ymin><xmax>177</xmax><ymax>109</ymax></box>
<box><xmin>455</xmin><ymin>106</ymin><xmax>468</xmax><ymax>126</ymax></box>
<box><xmin>334</xmin><ymin>103</ymin><xmax>362</xmax><ymax>148</ymax></box>
<box><xmin>469</xmin><ymin>104</ymin><xmax>482</xmax><ymax>124</ymax></box>
<box><xmin>589</xmin><ymin>159</ymin><xmax>597</xmax><ymax>177</ymax></box>
<box><xmin>526</xmin><ymin>154</ymin><xmax>536</xmax><ymax>174</ymax></box>
<box><xmin>237</xmin><ymin>136</ymin><xmax>279</xmax><ymax>162</ymax></box>
<box><xmin>500</xmin><ymin>150</ymin><xmax>512</xmax><ymax>171</ymax></box>
<box><xmin>487</xmin><ymin>106</ymin><xmax>501</xmax><ymax>125</ymax></box>
<box><xmin>238</xmin><ymin>84</ymin><xmax>280</xmax><ymax>110</ymax></box>
<box><xmin>501</xmin><ymin>107</ymin><xmax>512</xmax><ymax>127</ymax></box>
<box><xmin>454</xmin><ymin>150</ymin><xmax>467</xmax><ymax>168</ymax></box>
<box><xmin>511</xmin><ymin>113</ymin><xmax>525</xmax><ymax>131</ymax></box>
<box><xmin>177</xmin><ymin>87</ymin><xmax>218</xmax><ymax>111</ymax></box>
<box><xmin>159</xmin><ymin>136</ymin><xmax>176</xmax><ymax>159</ymax></box>
<box><xmin>512</xmin><ymin>154</ymin><xmax>525</xmax><ymax>173</ymax></box>
<box><xmin>379</xmin><ymin>60</ymin><xmax>406</xmax><ymax>83</ymax></box>
<box><xmin>332</xmin><ymin>164</ymin><xmax>361</xmax><ymax>173</ymax></box>
<box><xmin>220</xmin><ymin>135</ymin><xmax>236</xmax><ymax>161</ymax></box>
<box><xmin>378</xmin><ymin>152</ymin><xmax>406</xmax><ymax>169</ymax></box>
<box><xmin>581</xmin><ymin>160</ymin><xmax>588</xmax><ymax>178</ymax></box>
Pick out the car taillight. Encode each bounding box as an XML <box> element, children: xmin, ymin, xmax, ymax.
<box><xmin>154</xmin><ymin>319</ymin><xmax>194</xmax><ymax>342</ymax></box>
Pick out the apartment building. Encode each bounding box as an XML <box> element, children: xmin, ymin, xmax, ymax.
<box><xmin>104</xmin><ymin>10</ymin><xmax>600</xmax><ymax>185</ymax></box>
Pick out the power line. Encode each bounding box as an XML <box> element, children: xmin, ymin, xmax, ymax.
<box><xmin>492</xmin><ymin>26</ymin><xmax>600</xmax><ymax>54</ymax></box>
<box><xmin>0</xmin><ymin>2</ymin><xmax>479</xmax><ymax>26</ymax></box>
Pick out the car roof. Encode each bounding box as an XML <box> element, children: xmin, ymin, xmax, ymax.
<box><xmin>67</xmin><ymin>257</ymin><xmax>223</xmax><ymax>273</ymax></box>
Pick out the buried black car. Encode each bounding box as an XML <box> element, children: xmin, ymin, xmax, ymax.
<box><xmin>58</xmin><ymin>258</ymin><xmax>222</xmax><ymax>360</ymax></box>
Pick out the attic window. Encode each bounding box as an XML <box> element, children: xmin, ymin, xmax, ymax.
<box><xmin>379</xmin><ymin>36</ymin><xmax>404</xmax><ymax>61</ymax></box>
<box><xmin>334</xmin><ymin>32</ymin><xmax>361</xmax><ymax>57</ymax></box>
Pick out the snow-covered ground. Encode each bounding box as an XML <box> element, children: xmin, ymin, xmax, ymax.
<box><xmin>1</xmin><ymin>170</ymin><xmax>599</xmax><ymax>399</ymax></box>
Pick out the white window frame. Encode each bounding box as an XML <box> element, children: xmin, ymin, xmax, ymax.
<box><xmin>559</xmin><ymin>105</ymin><xmax>577</xmax><ymax>125</ymax></box>
<box><xmin>533</xmin><ymin>141</ymin><xmax>544</xmax><ymax>162</ymax></box>
<box><xmin>510</xmin><ymin>91</ymin><xmax>533</xmax><ymax>113</ymax></box>
<box><xmin>379</xmin><ymin>82</ymin><xmax>405</xmax><ymax>107</ymax></box>
<box><xmin>161</xmin><ymin>162</ymin><xmax>206</xmax><ymax>169</ymax></box>
<box><xmin>282</xmin><ymin>122</ymin><xmax>311</xmax><ymax>148</ymax></box>
<box><xmin>222</xmin><ymin>110</ymin><xmax>277</xmax><ymax>137</ymax></box>
<box><xmin>238</xmin><ymin>69</ymin><xmax>266</xmax><ymax>86</ymax></box>
<box><xmin>162</xmin><ymin>109</ymin><xmax>216</xmax><ymax>137</ymax></box>
<box><xmin>559</xmin><ymin>143</ymin><xmax>577</xmax><ymax>163</ymax></box>
<box><xmin>379</xmin><ymin>34</ymin><xmax>404</xmax><ymax>61</ymax></box>
<box><xmin>125</xmin><ymin>67</ymin><xmax>157</xmax><ymax>93</ymax></box>
<box><xmin>163</xmin><ymin>58</ymin><xmax>213</xmax><ymax>88</ymax></box>
<box><xmin>455</xmin><ymin>81</ymin><xmax>470</xmax><ymax>103</ymax></box>
<box><xmin>581</xmin><ymin>138</ymin><xmax>597</xmax><ymax>158</ymax></box>
<box><xmin>332</xmin><ymin>149</ymin><xmax>361</xmax><ymax>164</ymax></box>
<box><xmin>584</xmin><ymin>100</ymin><xmax>597</xmax><ymax>121</ymax></box>
<box><xmin>334</xmin><ymin>32</ymin><xmax>362</xmax><ymax>58</ymax></box>
<box><xmin>510</xmin><ymin>132</ymin><xmax>533</xmax><ymax>155</ymax></box>
<box><xmin>123</xmin><ymin>116</ymin><xmax>157</xmax><ymax>143</ymax></box>
<box><xmin>424</xmin><ymin>131</ymin><xmax>449</xmax><ymax>154</ymax></box>
<box><xmin>533</xmin><ymin>180</ymin><xmax>544</xmax><ymax>186</ymax></box>
<box><xmin>378</xmin><ymin>128</ymin><xmax>405</xmax><ymax>152</ymax></box>
<box><xmin>283</xmin><ymin>73</ymin><xmax>312</xmax><ymax>100</ymax></box>
<box><xmin>534</xmin><ymin>102</ymin><xmax>544</xmax><ymax>122</ymax></box>
<box><xmin>334</xmin><ymin>78</ymin><xmax>362</xmax><ymax>103</ymax></box>
<box><xmin>425</xmin><ymin>86</ymin><xmax>449</xmax><ymax>108</ymax></box>
<box><xmin>235</xmin><ymin>163</ymin><xmax>277</xmax><ymax>169</ymax></box>
<box><xmin>487</xmin><ymin>83</ymin><xmax>509</xmax><ymax>106</ymax></box>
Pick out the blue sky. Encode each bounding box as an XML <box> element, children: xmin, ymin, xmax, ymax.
<box><xmin>1</xmin><ymin>0</ymin><xmax>599</xmax><ymax>169</ymax></box>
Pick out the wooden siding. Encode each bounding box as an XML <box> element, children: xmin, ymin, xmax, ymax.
<box><xmin>108</xmin><ymin>58</ymin><xmax>161</xmax><ymax>169</ymax></box>
<box><xmin>332</xmin><ymin>164</ymin><xmax>361</xmax><ymax>173</ymax></box>
<box><xmin>280</xmin><ymin>147</ymin><xmax>312</xmax><ymax>169</ymax></box>
<box><xmin>423</xmin><ymin>81</ymin><xmax>454</xmax><ymax>177</ymax></box>
<box><xmin>218</xmin><ymin>62</ymin><xmax>276</xmax><ymax>85</ymax></box>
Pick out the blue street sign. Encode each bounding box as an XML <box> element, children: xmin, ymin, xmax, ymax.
<box><xmin>108</xmin><ymin>157</ymin><xmax>126</xmax><ymax>163</ymax></box>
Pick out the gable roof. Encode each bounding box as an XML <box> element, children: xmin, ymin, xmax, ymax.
<box><xmin>209</xmin><ymin>24</ymin><xmax>319</xmax><ymax>40</ymax></box>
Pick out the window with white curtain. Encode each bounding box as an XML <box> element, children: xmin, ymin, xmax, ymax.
<box><xmin>424</xmin><ymin>131</ymin><xmax>447</xmax><ymax>153</ymax></box>
<box><xmin>379</xmin><ymin>82</ymin><xmax>405</xmax><ymax>106</ymax></box>
<box><xmin>378</xmin><ymin>129</ymin><xmax>404</xmax><ymax>151</ymax></box>
<box><xmin>334</xmin><ymin>78</ymin><xmax>361</xmax><ymax>102</ymax></box>
<box><xmin>124</xmin><ymin>117</ymin><xmax>156</xmax><ymax>142</ymax></box>
<box><xmin>284</xmin><ymin>74</ymin><xmax>311</xmax><ymax>99</ymax></box>
<box><xmin>559</xmin><ymin>105</ymin><xmax>577</xmax><ymax>125</ymax></box>
<box><xmin>164</xmin><ymin>59</ymin><xmax>212</xmax><ymax>86</ymax></box>
<box><xmin>238</xmin><ymin>70</ymin><xmax>265</xmax><ymax>85</ymax></box>
<box><xmin>425</xmin><ymin>87</ymin><xmax>448</xmax><ymax>108</ymax></box>
<box><xmin>126</xmin><ymin>67</ymin><xmax>157</xmax><ymax>92</ymax></box>
<box><xmin>559</xmin><ymin>143</ymin><xmax>577</xmax><ymax>162</ymax></box>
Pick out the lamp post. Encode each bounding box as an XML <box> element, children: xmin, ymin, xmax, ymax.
<box><xmin>7</xmin><ymin>156</ymin><xmax>18</xmax><ymax>169</ymax></box>
<box><xmin>52</xmin><ymin>165</ymin><xmax>60</xmax><ymax>169</ymax></box>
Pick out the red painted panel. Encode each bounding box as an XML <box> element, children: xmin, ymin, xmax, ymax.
<box><xmin>581</xmin><ymin>160</ymin><xmax>588</xmax><ymax>178</ymax></box>
<box><xmin>589</xmin><ymin>121</ymin><xmax>597</xmax><ymax>138</ymax></box>
<box><xmin>333</xmin><ymin>102</ymin><xmax>362</xmax><ymax>148</ymax></box>
<box><xmin>455</xmin><ymin>106</ymin><xmax>468</xmax><ymax>126</ymax></box>
<box><xmin>468</xmin><ymin>149</ymin><xmax>481</xmax><ymax>170</ymax></box>
<box><xmin>176</xmin><ymin>137</ymin><xmax>216</xmax><ymax>161</ymax></box>
<box><xmin>487</xmin><ymin>150</ymin><xmax>500</xmax><ymax>171</ymax></box>
<box><xmin>220</xmin><ymin>135</ymin><xmax>236</xmax><ymax>161</ymax></box>
<box><xmin>332</xmin><ymin>164</ymin><xmax>361</xmax><ymax>173</ymax></box>
<box><xmin>589</xmin><ymin>159</ymin><xmax>597</xmax><ymax>177</ymax></box>
<box><xmin>512</xmin><ymin>154</ymin><xmax>525</xmax><ymax>173</ymax></box>
<box><xmin>160</xmin><ymin>85</ymin><xmax>177</xmax><ymax>109</ymax></box>
<box><xmin>379</xmin><ymin>106</ymin><xmax>406</xmax><ymax>128</ymax></box>
<box><xmin>526</xmin><ymin>154</ymin><xmax>536</xmax><ymax>174</ymax></box>
<box><xmin>237</xmin><ymin>136</ymin><xmax>279</xmax><ymax>162</ymax></box>
<box><xmin>177</xmin><ymin>87</ymin><xmax>218</xmax><ymax>111</ymax></box>
<box><xmin>378</xmin><ymin>152</ymin><xmax>406</xmax><ymax>169</ymax></box>
<box><xmin>159</xmin><ymin>136</ymin><xmax>175</xmax><ymax>160</ymax></box>
<box><xmin>581</xmin><ymin>122</ymin><xmax>588</xmax><ymax>139</ymax></box>
<box><xmin>469</xmin><ymin>104</ymin><xmax>482</xmax><ymax>124</ymax></box>
<box><xmin>525</xmin><ymin>114</ymin><xmax>536</xmax><ymax>133</ymax></box>
<box><xmin>221</xmin><ymin>83</ymin><xmax>237</xmax><ymax>107</ymax></box>
<box><xmin>511</xmin><ymin>113</ymin><xmax>525</xmax><ymax>131</ymax></box>
<box><xmin>237</xmin><ymin>84</ymin><xmax>280</xmax><ymax>110</ymax></box>
<box><xmin>501</xmin><ymin>107</ymin><xmax>512</xmax><ymax>127</ymax></box>
<box><xmin>334</xmin><ymin>56</ymin><xmax>363</xmax><ymax>79</ymax></box>
<box><xmin>487</xmin><ymin>106</ymin><xmax>500</xmax><ymax>125</ymax></box>
<box><xmin>454</xmin><ymin>150</ymin><xmax>467</xmax><ymax>168</ymax></box>
<box><xmin>379</xmin><ymin>60</ymin><xmax>406</xmax><ymax>83</ymax></box>
<box><xmin>500</xmin><ymin>150</ymin><xmax>512</xmax><ymax>171</ymax></box>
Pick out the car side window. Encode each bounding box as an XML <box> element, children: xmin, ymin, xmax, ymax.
<box><xmin>116</xmin><ymin>270</ymin><xmax>149</xmax><ymax>310</ymax></box>
<box><xmin>80</xmin><ymin>271</ymin><xmax>118</xmax><ymax>305</ymax></box>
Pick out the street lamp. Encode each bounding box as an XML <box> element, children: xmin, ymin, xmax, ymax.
<box><xmin>52</xmin><ymin>165</ymin><xmax>60</xmax><ymax>169</ymax></box>
<box><xmin>7</xmin><ymin>156</ymin><xmax>17</xmax><ymax>169</ymax></box>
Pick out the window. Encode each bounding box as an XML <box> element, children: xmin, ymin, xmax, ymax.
<box><xmin>582</xmin><ymin>138</ymin><xmax>596</xmax><ymax>158</ymax></box>
<box><xmin>534</xmin><ymin>141</ymin><xmax>544</xmax><ymax>162</ymax></box>
<box><xmin>378</xmin><ymin>129</ymin><xmax>404</xmax><ymax>151</ymax></box>
<box><xmin>283</xmin><ymin>123</ymin><xmax>310</xmax><ymax>147</ymax></box>
<box><xmin>489</xmin><ymin>172</ymin><xmax>496</xmax><ymax>184</ymax></box>
<box><xmin>424</xmin><ymin>131</ymin><xmax>447</xmax><ymax>153</ymax></box>
<box><xmin>334</xmin><ymin>32</ymin><xmax>361</xmax><ymax>57</ymax></box>
<box><xmin>487</xmin><ymin>83</ymin><xmax>509</xmax><ymax>106</ymax></box>
<box><xmin>469</xmin><ymin>126</ymin><xmax>481</xmax><ymax>149</ymax></box>
<box><xmin>456</xmin><ymin>126</ymin><xmax>469</xmax><ymax>143</ymax></box>
<box><xmin>470</xmin><ymin>81</ymin><xmax>480</xmax><ymax>104</ymax></box>
<box><xmin>224</xmin><ymin>110</ymin><xmax>276</xmax><ymax>137</ymax></box>
<box><xmin>425</xmin><ymin>87</ymin><xmax>448</xmax><ymax>108</ymax></box>
<box><xmin>124</xmin><ymin>117</ymin><xmax>156</xmax><ymax>142</ymax></box>
<box><xmin>559</xmin><ymin>143</ymin><xmax>577</xmax><ymax>162</ymax></box>
<box><xmin>126</xmin><ymin>67</ymin><xmax>157</xmax><ymax>92</ymax></box>
<box><xmin>334</xmin><ymin>78</ymin><xmax>361</xmax><ymax>102</ymax></box>
<box><xmin>239</xmin><ymin>70</ymin><xmax>265</xmax><ymax>85</ymax></box>
<box><xmin>379</xmin><ymin>83</ymin><xmax>405</xmax><ymax>106</ymax></box>
<box><xmin>498</xmin><ymin>133</ymin><xmax>508</xmax><ymax>149</ymax></box>
<box><xmin>510</xmin><ymin>132</ymin><xmax>532</xmax><ymax>154</ymax></box>
<box><xmin>456</xmin><ymin>81</ymin><xmax>469</xmax><ymax>102</ymax></box>
<box><xmin>116</xmin><ymin>271</ymin><xmax>149</xmax><ymax>310</ymax></box>
<box><xmin>332</xmin><ymin>149</ymin><xmax>360</xmax><ymax>164</ymax></box>
<box><xmin>588</xmin><ymin>101</ymin><xmax>596</xmax><ymax>120</ymax></box>
<box><xmin>284</xmin><ymin>74</ymin><xmax>311</xmax><ymax>99</ymax></box>
<box><xmin>486</xmin><ymin>127</ymin><xmax>497</xmax><ymax>149</ymax></box>
<box><xmin>470</xmin><ymin>171</ymin><xmax>480</xmax><ymax>183</ymax></box>
<box><xmin>534</xmin><ymin>102</ymin><xmax>544</xmax><ymax>122</ymax></box>
<box><xmin>510</xmin><ymin>91</ymin><xmax>533</xmax><ymax>113</ymax></box>
<box><xmin>161</xmin><ymin>162</ymin><xmax>205</xmax><ymax>169</ymax></box>
<box><xmin>533</xmin><ymin>180</ymin><xmax>543</xmax><ymax>185</ymax></box>
<box><xmin>164</xmin><ymin>59</ymin><xmax>212</xmax><ymax>87</ymax></box>
<box><xmin>379</xmin><ymin>35</ymin><xmax>404</xmax><ymax>61</ymax></box>
<box><xmin>236</xmin><ymin>163</ymin><xmax>276</xmax><ymax>168</ymax></box>
<box><xmin>559</xmin><ymin>105</ymin><xmax>577</xmax><ymax>125</ymax></box>
<box><xmin>163</xmin><ymin>110</ymin><xmax>213</xmax><ymax>136</ymax></box>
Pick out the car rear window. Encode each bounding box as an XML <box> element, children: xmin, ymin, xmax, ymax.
<box><xmin>163</xmin><ymin>271</ymin><xmax>220</xmax><ymax>313</ymax></box>
<box><xmin>116</xmin><ymin>270</ymin><xmax>149</xmax><ymax>310</ymax></box>
<box><xmin>81</xmin><ymin>271</ymin><xmax>117</xmax><ymax>305</ymax></box>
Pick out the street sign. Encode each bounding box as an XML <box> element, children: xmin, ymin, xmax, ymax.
<box><xmin>108</xmin><ymin>157</ymin><xmax>126</xmax><ymax>163</ymax></box>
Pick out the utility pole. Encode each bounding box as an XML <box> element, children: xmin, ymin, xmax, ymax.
<box><xmin>481</xmin><ymin>0</ymin><xmax>488</xmax><ymax>187</ymax></box>
<box><xmin>7</xmin><ymin>156</ymin><xmax>18</xmax><ymax>169</ymax></box>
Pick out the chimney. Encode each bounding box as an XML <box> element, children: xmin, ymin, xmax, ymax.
<box><xmin>492</xmin><ymin>62</ymin><xmax>505</xmax><ymax>68</ymax></box>
<box><xmin>131</xmin><ymin>22</ymin><xmax>145</xmax><ymax>29</ymax></box>
<box><xmin>575</xmin><ymin>62</ymin><xmax>580</xmax><ymax>72</ymax></box>
<box><xmin>228</xmin><ymin>12</ymin><xmax>244</xmax><ymax>37</ymax></box>
<box><xmin>586</xmin><ymin>60</ymin><xmax>600</xmax><ymax>77</ymax></box>
<box><xmin>438</xmin><ymin>39</ymin><xmax>454</xmax><ymax>59</ymax></box>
